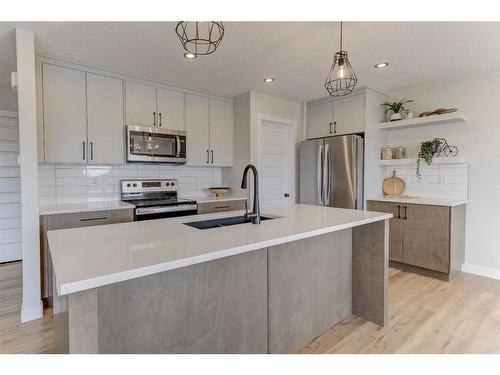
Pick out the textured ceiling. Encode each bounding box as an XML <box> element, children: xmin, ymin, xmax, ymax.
<box><xmin>0</xmin><ymin>22</ymin><xmax>499</xmax><ymax>101</ymax></box>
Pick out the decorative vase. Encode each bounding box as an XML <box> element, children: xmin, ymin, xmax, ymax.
<box><xmin>390</xmin><ymin>112</ymin><xmax>402</xmax><ymax>121</ymax></box>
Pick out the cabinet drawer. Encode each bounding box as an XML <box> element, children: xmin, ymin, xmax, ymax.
<box><xmin>45</xmin><ymin>208</ymin><xmax>134</xmax><ymax>230</ymax></box>
<box><xmin>197</xmin><ymin>199</ymin><xmax>247</xmax><ymax>215</ymax></box>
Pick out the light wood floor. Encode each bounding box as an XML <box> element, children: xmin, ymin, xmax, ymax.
<box><xmin>1</xmin><ymin>261</ymin><xmax>500</xmax><ymax>354</ymax></box>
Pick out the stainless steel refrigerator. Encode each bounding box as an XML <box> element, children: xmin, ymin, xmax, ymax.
<box><xmin>300</xmin><ymin>134</ymin><xmax>364</xmax><ymax>209</ymax></box>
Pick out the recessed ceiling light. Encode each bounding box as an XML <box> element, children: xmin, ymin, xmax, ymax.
<box><xmin>184</xmin><ymin>52</ymin><xmax>197</xmax><ymax>59</ymax></box>
<box><xmin>263</xmin><ymin>77</ymin><xmax>274</xmax><ymax>83</ymax></box>
<box><xmin>374</xmin><ymin>62</ymin><xmax>389</xmax><ymax>69</ymax></box>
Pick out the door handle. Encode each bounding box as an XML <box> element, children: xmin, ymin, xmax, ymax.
<box><xmin>324</xmin><ymin>143</ymin><xmax>331</xmax><ymax>205</ymax></box>
<box><xmin>90</xmin><ymin>142</ymin><xmax>94</xmax><ymax>161</ymax></box>
<box><xmin>329</xmin><ymin>122</ymin><xmax>333</xmax><ymax>134</ymax></box>
<box><xmin>153</xmin><ymin>112</ymin><xmax>156</xmax><ymax>126</ymax></box>
<box><xmin>397</xmin><ymin>205</ymin><xmax>401</xmax><ymax>219</ymax></box>
<box><xmin>317</xmin><ymin>144</ymin><xmax>323</xmax><ymax>205</ymax></box>
<box><xmin>82</xmin><ymin>141</ymin><xmax>86</xmax><ymax>160</ymax></box>
<box><xmin>159</xmin><ymin>112</ymin><xmax>162</xmax><ymax>127</ymax></box>
<box><xmin>284</xmin><ymin>193</ymin><xmax>290</xmax><ymax>197</ymax></box>
<box><xmin>206</xmin><ymin>150</ymin><xmax>209</xmax><ymax>163</ymax></box>
<box><xmin>403</xmin><ymin>206</ymin><xmax>408</xmax><ymax>220</ymax></box>
<box><xmin>211</xmin><ymin>150</ymin><xmax>214</xmax><ymax>164</ymax></box>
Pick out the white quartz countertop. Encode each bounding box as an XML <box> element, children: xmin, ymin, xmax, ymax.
<box><xmin>183</xmin><ymin>195</ymin><xmax>248</xmax><ymax>204</ymax></box>
<box><xmin>48</xmin><ymin>204</ymin><xmax>391</xmax><ymax>296</ymax></box>
<box><xmin>366</xmin><ymin>196</ymin><xmax>468</xmax><ymax>207</ymax></box>
<box><xmin>40</xmin><ymin>200</ymin><xmax>135</xmax><ymax>215</ymax></box>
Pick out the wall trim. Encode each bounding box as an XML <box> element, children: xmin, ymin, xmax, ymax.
<box><xmin>461</xmin><ymin>262</ymin><xmax>500</xmax><ymax>280</ymax></box>
<box><xmin>21</xmin><ymin>300</ymin><xmax>44</xmax><ymax>323</ymax></box>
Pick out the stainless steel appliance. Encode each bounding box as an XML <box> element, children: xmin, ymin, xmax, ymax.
<box><xmin>127</xmin><ymin>125</ymin><xmax>187</xmax><ymax>163</ymax></box>
<box><xmin>300</xmin><ymin>134</ymin><xmax>364</xmax><ymax>209</ymax></box>
<box><xmin>121</xmin><ymin>179</ymin><xmax>197</xmax><ymax>221</ymax></box>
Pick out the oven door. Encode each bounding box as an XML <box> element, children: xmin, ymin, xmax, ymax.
<box><xmin>135</xmin><ymin>204</ymin><xmax>198</xmax><ymax>221</ymax></box>
<box><xmin>127</xmin><ymin>125</ymin><xmax>187</xmax><ymax>163</ymax></box>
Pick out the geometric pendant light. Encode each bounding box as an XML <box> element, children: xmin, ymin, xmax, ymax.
<box><xmin>324</xmin><ymin>22</ymin><xmax>358</xmax><ymax>97</ymax></box>
<box><xmin>175</xmin><ymin>21</ymin><xmax>225</xmax><ymax>56</ymax></box>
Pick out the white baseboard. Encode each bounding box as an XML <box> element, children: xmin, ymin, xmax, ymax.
<box><xmin>21</xmin><ymin>300</ymin><xmax>43</xmax><ymax>323</ymax></box>
<box><xmin>461</xmin><ymin>263</ymin><xmax>500</xmax><ymax>280</ymax></box>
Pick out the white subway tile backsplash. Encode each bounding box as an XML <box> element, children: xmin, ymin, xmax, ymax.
<box><xmin>39</xmin><ymin>163</ymin><xmax>223</xmax><ymax>203</ymax></box>
<box><xmin>385</xmin><ymin>162</ymin><xmax>468</xmax><ymax>201</ymax></box>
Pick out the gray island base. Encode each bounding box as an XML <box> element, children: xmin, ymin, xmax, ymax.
<box><xmin>54</xmin><ymin>220</ymin><xmax>388</xmax><ymax>354</ymax></box>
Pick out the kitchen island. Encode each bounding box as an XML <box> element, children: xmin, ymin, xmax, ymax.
<box><xmin>48</xmin><ymin>204</ymin><xmax>391</xmax><ymax>354</ymax></box>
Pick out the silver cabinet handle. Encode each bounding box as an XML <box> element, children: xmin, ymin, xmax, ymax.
<box><xmin>153</xmin><ymin>112</ymin><xmax>156</xmax><ymax>126</ymax></box>
<box><xmin>317</xmin><ymin>144</ymin><xmax>323</xmax><ymax>205</ymax></box>
<box><xmin>211</xmin><ymin>150</ymin><xmax>214</xmax><ymax>164</ymax></box>
<box><xmin>82</xmin><ymin>141</ymin><xmax>86</xmax><ymax>160</ymax></box>
<box><xmin>324</xmin><ymin>143</ymin><xmax>331</xmax><ymax>205</ymax></box>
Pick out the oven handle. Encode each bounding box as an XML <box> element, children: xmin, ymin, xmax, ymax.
<box><xmin>176</xmin><ymin>135</ymin><xmax>181</xmax><ymax>158</ymax></box>
<box><xmin>135</xmin><ymin>204</ymin><xmax>197</xmax><ymax>216</ymax></box>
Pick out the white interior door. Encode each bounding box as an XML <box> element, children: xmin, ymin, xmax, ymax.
<box><xmin>260</xmin><ymin>120</ymin><xmax>294</xmax><ymax>208</ymax></box>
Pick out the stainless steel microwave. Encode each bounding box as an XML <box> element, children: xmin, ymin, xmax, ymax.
<box><xmin>126</xmin><ymin>125</ymin><xmax>187</xmax><ymax>163</ymax></box>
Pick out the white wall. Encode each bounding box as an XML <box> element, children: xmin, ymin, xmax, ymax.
<box><xmin>386</xmin><ymin>71</ymin><xmax>500</xmax><ymax>278</ymax></box>
<box><xmin>38</xmin><ymin>163</ymin><xmax>223</xmax><ymax>204</ymax></box>
<box><xmin>16</xmin><ymin>29</ymin><xmax>43</xmax><ymax>322</ymax></box>
<box><xmin>0</xmin><ymin>111</ymin><xmax>22</xmax><ymax>263</ymax></box>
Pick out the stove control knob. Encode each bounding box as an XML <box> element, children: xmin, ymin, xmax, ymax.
<box><xmin>171</xmin><ymin>182</ymin><xmax>175</xmax><ymax>186</ymax></box>
<box><xmin>133</xmin><ymin>183</ymin><xmax>137</xmax><ymax>187</ymax></box>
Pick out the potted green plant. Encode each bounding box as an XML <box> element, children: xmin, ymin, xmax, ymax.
<box><xmin>416</xmin><ymin>138</ymin><xmax>442</xmax><ymax>179</ymax></box>
<box><xmin>381</xmin><ymin>99</ymin><xmax>414</xmax><ymax>121</ymax></box>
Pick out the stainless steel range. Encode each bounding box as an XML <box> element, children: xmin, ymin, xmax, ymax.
<box><xmin>121</xmin><ymin>179</ymin><xmax>197</xmax><ymax>221</ymax></box>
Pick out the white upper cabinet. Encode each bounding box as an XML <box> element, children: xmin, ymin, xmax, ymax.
<box><xmin>334</xmin><ymin>93</ymin><xmax>365</xmax><ymax>135</ymax></box>
<box><xmin>156</xmin><ymin>88</ymin><xmax>184</xmax><ymax>130</ymax></box>
<box><xmin>125</xmin><ymin>81</ymin><xmax>157</xmax><ymax>127</ymax></box>
<box><xmin>87</xmin><ymin>73</ymin><xmax>125</xmax><ymax>164</ymax></box>
<box><xmin>306</xmin><ymin>92</ymin><xmax>366</xmax><ymax>139</ymax></box>
<box><xmin>42</xmin><ymin>64</ymin><xmax>87</xmax><ymax>163</ymax></box>
<box><xmin>306</xmin><ymin>100</ymin><xmax>334</xmax><ymax>139</ymax></box>
<box><xmin>209</xmin><ymin>99</ymin><xmax>233</xmax><ymax>166</ymax></box>
<box><xmin>185</xmin><ymin>94</ymin><xmax>210</xmax><ymax>166</ymax></box>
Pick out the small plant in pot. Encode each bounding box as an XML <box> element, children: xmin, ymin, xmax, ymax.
<box><xmin>416</xmin><ymin>138</ymin><xmax>442</xmax><ymax>179</ymax></box>
<box><xmin>381</xmin><ymin>99</ymin><xmax>414</xmax><ymax>121</ymax></box>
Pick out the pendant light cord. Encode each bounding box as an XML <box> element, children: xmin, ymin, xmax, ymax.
<box><xmin>339</xmin><ymin>21</ymin><xmax>343</xmax><ymax>52</ymax></box>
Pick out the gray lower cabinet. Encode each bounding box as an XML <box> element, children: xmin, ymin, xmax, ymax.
<box><xmin>197</xmin><ymin>199</ymin><xmax>247</xmax><ymax>215</ymax></box>
<box><xmin>367</xmin><ymin>200</ymin><xmax>465</xmax><ymax>278</ymax></box>
<box><xmin>40</xmin><ymin>208</ymin><xmax>134</xmax><ymax>300</ymax></box>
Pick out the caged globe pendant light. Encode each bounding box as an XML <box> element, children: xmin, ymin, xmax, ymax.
<box><xmin>324</xmin><ymin>22</ymin><xmax>358</xmax><ymax>97</ymax></box>
<box><xmin>175</xmin><ymin>21</ymin><xmax>224</xmax><ymax>56</ymax></box>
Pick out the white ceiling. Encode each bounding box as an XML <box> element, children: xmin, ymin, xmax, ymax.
<box><xmin>0</xmin><ymin>22</ymin><xmax>499</xmax><ymax>101</ymax></box>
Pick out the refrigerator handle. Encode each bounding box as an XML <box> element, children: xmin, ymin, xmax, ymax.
<box><xmin>324</xmin><ymin>143</ymin><xmax>331</xmax><ymax>205</ymax></box>
<box><xmin>317</xmin><ymin>144</ymin><xmax>324</xmax><ymax>205</ymax></box>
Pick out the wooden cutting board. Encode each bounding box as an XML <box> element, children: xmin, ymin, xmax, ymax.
<box><xmin>382</xmin><ymin>170</ymin><xmax>406</xmax><ymax>196</ymax></box>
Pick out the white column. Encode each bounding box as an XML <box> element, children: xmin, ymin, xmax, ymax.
<box><xmin>16</xmin><ymin>28</ymin><xmax>43</xmax><ymax>322</ymax></box>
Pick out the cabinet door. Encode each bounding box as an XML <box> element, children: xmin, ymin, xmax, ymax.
<box><xmin>403</xmin><ymin>204</ymin><xmax>450</xmax><ymax>273</ymax></box>
<box><xmin>185</xmin><ymin>94</ymin><xmax>210</xmax><ymax>166</ymax></box>
<box><xmin>209</xmin><ymin>99</ymin><xmax>233</xmax><ymax>166</ymax></box>
<box><xmin>333</xmin><ymin>93</ymin><xmax>365</xmax><ymax>135</ymax></box>
<box><xmin>42</xmin><ymin>64</ymin><xmax>87</xmax><ymax>163</ymax></box>
<box><xmin>367</xmin><ymin>201</ymin><xmax>403</xmax><ymax>262</ymax></box>
<box><xmin>125</xmin><ymin>81</ymin><xmax>157</xmax><ymax>126</ymax></box>
<box><xmin>156</xmin><ymin>88</ymin><xmax>184</xmax><ymax>130</ymax></box>
<box><xmin>87</xmin><ymin>73</ymin><xmax>125</xmax><ymax>164</ymax></box>
<box><xmin>306</xmin><ymin>101</ymin><xmax>334</xmax><ymax>139</ymax></box>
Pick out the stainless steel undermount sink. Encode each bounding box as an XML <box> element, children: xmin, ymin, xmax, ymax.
<box><xmin>184</xmin><ymin>215</ymin><xmax>277</xmax><ymax>230</ymax></box>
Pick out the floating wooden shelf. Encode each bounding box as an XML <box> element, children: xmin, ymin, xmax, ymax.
<box><xmin>376</xmin><ymin>112</ymin><xmax>466</xmax><ymax>130</ymax></box>
<box><xmin>377</xmin><ymin>157</ymin><xmax>467</xmax><ymax>166</ymax></box>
